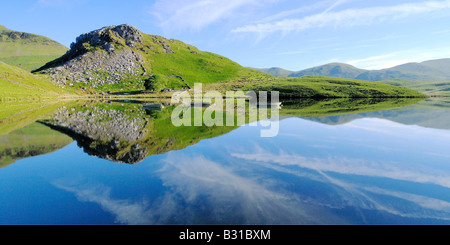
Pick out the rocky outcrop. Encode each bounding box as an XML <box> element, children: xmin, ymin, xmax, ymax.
<box><xmin>74</xmin><ymin>24</ymin><xmax>143</xmax><ymax>50</ymax></box>
<box><xmin>47</xmin><ymin>49</ymin><xmax>145</xmax><ymax>88</ymax></box>
<box><xmin>33</xmin><ymin>24</ymin><xmax>147</xmax><ymax>88</ymax></box>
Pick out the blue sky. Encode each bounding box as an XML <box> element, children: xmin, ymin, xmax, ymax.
<box><xmin>2</xmin><ymin>0</ymin><xmax>450</xmax><ymax>71</ymax></box>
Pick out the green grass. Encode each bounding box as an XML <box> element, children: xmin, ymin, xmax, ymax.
<box><xmin>141</xmin><ymin>35</ymin><xmax>265</xmax><ymax>86</ymax></box>
<box><xmin>240</xmin><ymin>76</ymin><xmax>426</xmax><ymax>98</ymax></box>
<box><xmin>0</xmin><ymin>61</ymin><xmax>73</xmax><ymax>100</ymax></box>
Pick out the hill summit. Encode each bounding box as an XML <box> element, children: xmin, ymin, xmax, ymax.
<box><xmin>33</xmin><ymin>24</ymin><xmax>264</xmax><ymax>92</ymax></box>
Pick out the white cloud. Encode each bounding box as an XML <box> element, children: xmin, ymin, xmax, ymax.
<box><xmin>256</xmin><ymin>0</ymin><xmax>337</xmax><ymax>23</ymax></box>
<box><xmin>149</xmin><ymin>0</ymin><xmax>258</xmax><ymax>32</ymax></box>
<box><xmin>232</xmin><ymin>0</ymin><xmax>450</xmax><ymax>34</ymax></box>
<box><xmin>231</xmin><ymin>149</ymin><xmax>450</xmax><ymax>190</ymax></box>
<box><xmin>347</xmin><ymin>54</ymin><xmax>394</xmax><ymax>66</ymax></box>
<box><xmin>157</xmin><ymin>153</ymin><xmax>324</xmax><ymax>224</ymax></box>
<box><xmin>53</xmin><ymin>179</ymin><xmax>152</xmax><ymax>224</ymax></box>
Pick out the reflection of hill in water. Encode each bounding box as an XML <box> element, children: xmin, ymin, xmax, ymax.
<box><xmin>279</xmin><ymin>97</ymin><xmax>423</xmax><ymax>117</ymax></box>
<box><xmin>40</xmin><ymin>101</ymin><xmax>239</xmax><ymax>164</ymax></box>
<box><xmin>301</xmin><ymin>98</ymin><xmax>450</xmax><ymax>130</ymax></box>
<box><xmin>0</xmin><ymin>97</ymin><xmax>433</xmax><ymax>165</ymax></box>
<box><xmin>39</xmin><ymin>98</ymin><xmax>427</xmax><ymax>164</ymax></box>
<box><xmin>0</xmin><ymin>122</ymin><xmax>73</xmax><ymax>167</ymax></box>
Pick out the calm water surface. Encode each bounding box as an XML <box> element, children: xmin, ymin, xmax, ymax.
<box><xmin>1</xmin><ymin>98</ymin><xmax>450</xmax><ymax>224</ymax></box>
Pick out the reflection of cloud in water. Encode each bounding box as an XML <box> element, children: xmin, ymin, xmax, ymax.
<box><xmin>231</xmin><ymin>149</ymin><xmax>450</xmax><ymax>221</ymax></box>
<box><xmin>53</xmin><ymin>179</ymin><xmax>152</xmax><ymax>224</ymax></box>
<box><xmin>231</xmin><ymin>148</ymin><xmax>450</xmax><ymax>189</ymax></box>
<box><xmin>53</xmin><ymin>153</ymin><xmax>345</xmax><ymax>224</ymax></box>
<box><xmin>156</xmin><ymin>153</ymin><xmax>341</xmax><ymax>224</ymax></box>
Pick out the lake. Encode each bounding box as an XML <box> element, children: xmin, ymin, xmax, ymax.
<box><xmin>1</xmin><ymin>97</ymin><xmax>450</xmax><ymax>225</ymax></box>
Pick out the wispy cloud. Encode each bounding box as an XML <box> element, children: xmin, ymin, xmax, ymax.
<box><xmin>53</xmin><ymin>179</ymin><xmax>152</xmax><ymax>224</ymax></box>
<box><xmin>149</xmin><ymin>0</ymin><xmax>258</xmax><ymax>32</ymax></box>
<box><xmin>232</xmin><ymin>0</ymin><xmax>450</xmax><ymax>34</ymax></box>
<box><xmin>346</xmin><ymin>54</ymin><xmax>396</xmax><ymax>67</ymax></box>
<box><xmin>256</xmin><ymin>0</ymin><xmax>340</xmax><ymax>23</ymax></box>
<box><xmin>157</xmin><ymin>153</ymin><xmax>322</xmax><ymax>224</ymax></box>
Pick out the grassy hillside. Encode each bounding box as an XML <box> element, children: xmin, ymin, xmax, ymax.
<box><xmin>140</xmin><ymin>34</ymin><xmax>267</xmax><ymax>86</ymax></box>
<box><xmin>206</xmin><ymin>76</ymin><xmax>426</xmax><ymax>98</ymax></box>
<box><xmin>0</xmin><ymin>25</ymin><xmax>68</xmax><ymax>71</ymax></box>
<box><xmin>379</xmin><ymin>78</ymin><xmax>450</xmax><ymax>97</ymax></box>
<box><xmin>0</xmin><ymin>61</ymin><xmax>72</xmax><ymax>100</ymax></box>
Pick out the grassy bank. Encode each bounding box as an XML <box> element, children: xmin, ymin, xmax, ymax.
<box><xmin>0</xmin><ymin>61</ymin><xmax>79</xmax><ymax>101</ymax></box>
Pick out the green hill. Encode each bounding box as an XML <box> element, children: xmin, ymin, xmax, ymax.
<box><xmin>0</xmin><ymin>25</ymin><xmax>68</xmax><ymax>71</ymax></box>
<box><xmin>32</xmin><ymin>24</ymin><xmax>425</xmax><ymax>98</ymax></box>
<box><xmin>33</xmin><ymin>24</ymin><xmax>267</xmax><ymax>92</ymax></box>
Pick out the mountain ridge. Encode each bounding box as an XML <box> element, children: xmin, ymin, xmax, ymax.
<box><xmin>255</xmin><ymin>58</ymin><xmax>450</xmax><ymax>81</ymax></box>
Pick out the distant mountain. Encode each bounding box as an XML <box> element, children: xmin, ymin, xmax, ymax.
<box><xmin>251</xmin><ymin>67</ymin><xmax>294</xmax><ymax>77</ymax></box>
<box><xmin>0</xmin><ymin>25</ymin><xmax>68</xmax><ymax>71</ymax></box>
<box><xmin>289</xmin><ymin>63</ymin><xmax>366</xmax><ymax>79</ymax></box>
<box><xmin>356</xmin><ymin>58</ymin><xmax>450</xmax><ymax>81</ymax></box>
<box><xmin>256</xmin><ymin>58</ymin><xmax>450</xmax><ymax>81</ymax></box>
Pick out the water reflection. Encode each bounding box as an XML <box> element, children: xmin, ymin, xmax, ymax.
<box><xmin>227</xmin><ymin>117</ymin><xmax>450</xmax><ymax>223</ymax></box>
<box><xmin>28</xmin><ymin>97</ymin><xmax>423</xmax><ymax>164</ymax></box>
<box><xmin>0</xmin><ymin>122</ymin><xmax>73</xmax><ymax>167</ymax></box>
<box><xmin>39</xmin><ymin>100</ymin><xmax>239</xmax><ymax>164</ymax></box>
<box><xmin>1</xmin><ymin>97</ymin><xmax>450</xmax><ymax>224</ymax></box>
